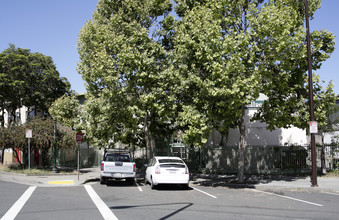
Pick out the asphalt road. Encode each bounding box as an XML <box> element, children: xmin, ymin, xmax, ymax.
<box><xmin>1</xmin><ymin>179</ymin><xmax>339</xmax><ymax>220</ymax></box>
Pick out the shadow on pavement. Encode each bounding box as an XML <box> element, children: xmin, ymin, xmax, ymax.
<box><xmin>191</xmin><ymin>174</ymin><xmax>308</xmax><ymax>189</ymax></box>
<box><xmin>111</xmin><ymin>202</ymin><xmax>193</xmax><ymax>220</ymax></box>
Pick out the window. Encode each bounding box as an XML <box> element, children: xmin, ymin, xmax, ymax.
<box><xmin>149</xmin><ymin>158</ymin><xmax>155</xmax><ymax>166</ymax></box>
<box><xmin>158</xmin><ymin>159</ymin><xmax>184</xmax><ymax>164</ymax></box>
<box><xmin>106</xmin><ymin>154</ymin><xmax>130</xmax><ymax>162</ymax></box>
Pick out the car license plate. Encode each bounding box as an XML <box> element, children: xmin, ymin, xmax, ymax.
<box><xmin>168</xmin><ymin>169</ymin><xmax>177</xmax><ymax>174</ymax></box>
<box><xmin>112</xmin><ymin>173</ymin><xmax>122</xmax><ymax>177</ymax></box>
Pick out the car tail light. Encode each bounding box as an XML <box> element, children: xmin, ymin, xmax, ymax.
<box><xmin>155</xmin><ymin>165</ymin><xmax>160</xmax><ymax>174</ymax></box>
<box><xmin>185</xmin><ymin>166</ymin><xmax>189</xmax><ymax>174</ymax></box>
<box><xmin>133</xmin><ymin>164</ymin><xmax>136</xmax><ymax>172</ymax></box>
<box><xmin>101</xmin><ymin>162</ymin><xmax>104</xmax><ymax>171</ymax></box>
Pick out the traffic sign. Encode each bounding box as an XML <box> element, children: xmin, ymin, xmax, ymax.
<box><xmin>76</xmin><ymin>131</ymin><xmax>84</xmax><ymax>144</ymax></box>
<box><xmin>309</xmin><ymin>121</ymin><xmax>318</xmax><ymax>134</ymax></box>
<box><xmin>26</xmin><ymin>129</ymin><xmax>32</xmax><ymax>138</ymax></box>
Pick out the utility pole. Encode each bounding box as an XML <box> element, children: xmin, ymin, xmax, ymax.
<box><xmin>305</xmin><ymin>0</ymin><xmax>318</xmax><ymax>187</ymax></box>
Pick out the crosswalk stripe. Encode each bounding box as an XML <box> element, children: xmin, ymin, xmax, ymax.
<box><xmin>85</xmin><ymin>185</ymin><xmax>118</xmax><ymax>220</ymax></box>
<box><xmin>1</xmin><ymin>186</ymin><xmax>37</xmax><ymax>220</ymax></box>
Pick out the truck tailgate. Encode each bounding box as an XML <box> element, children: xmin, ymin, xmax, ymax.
<box><xmin>104</xmin><ymin>162</ymin><xmax>134</xmax><ymax>173</ymax></box>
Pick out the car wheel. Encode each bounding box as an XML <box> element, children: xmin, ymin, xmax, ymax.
<box><xmin>183</xmin><ymin>184</ymin><xmax>189</xmax><ymax>190</ymax></box>
<box><xmin>100</xmin><ymin>177</ymin><xmax>106</xmax><ymax>185</ymax></box>
<box><xmin>150</xmin><ymin>177</ymin><xmax>157</xmax><ymax>189</ymax></box>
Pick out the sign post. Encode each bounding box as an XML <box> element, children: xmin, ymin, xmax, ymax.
<box><xmin>26</xmin><ymin>129</ymin><xmax>32</xmax><ymax>172</ymax></box>
<box><xmin>305</xmin><ymin>0</ymin><xmax>318</xmax><ymax>187</ymax></box>
<box><xmin>76</xmin><ymin>131</ymin><xmax>84</xmax><ymax>180</ymax></box>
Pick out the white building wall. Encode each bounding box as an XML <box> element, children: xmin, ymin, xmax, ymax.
<box><xmin>324</xmin><ymin>131</ymin><xmax>339</xmax><ymax>145</ymax></box>
<box><xmin>2</xmin><ymin>106</ymin><xmax>29</xmax><ymax>126</ymax></box>
<box><xmin>207</xmin><ymin>105</ymin><xmax>308</xmax><ymax>147</ymax></box>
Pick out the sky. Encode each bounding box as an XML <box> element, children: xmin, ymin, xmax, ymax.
<box><xmin>0</xmin><ymin>0</ymin><xmax>338</xmax><ymax>95</ymax></box>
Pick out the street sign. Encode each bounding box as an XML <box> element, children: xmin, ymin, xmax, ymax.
<box><xmin>309</xmin><ymin>121</ymin><xmax>318</xmax><ymax>134</ymax></box>
<box><xmin>26</xmin><ymin>129</ymin><xmax>32</xmax><ymax>138</ymax></box>
<box><xmin>76</xmin><ymin>131</ymin><xmax>83</xmax><ymax>144</ymax></box>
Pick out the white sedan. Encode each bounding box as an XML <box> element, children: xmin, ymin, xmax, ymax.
<box><xmin>145</xmin><ymin>156</ymin><xmax>190</xmax><ymax>189</ymax></box>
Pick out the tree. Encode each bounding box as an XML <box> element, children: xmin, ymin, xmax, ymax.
<box><xmin>0</xmin><ymin>124</ymin><xmax>26</xmax><ymax>166</ymax></box>
<box><xmin>77</xmin><ymin>0</ymin><xmax>174</xmax><ymax>157</ymax></box>
<box><xmin>0</xmin><ymin>44</ymin><xmax>71</xmax><ymax>126</ymax></box>
<box><xmin>317</xmin><ymin>92</ymin><xmax>338</xmax><ymax>173</ymax></box>
<box><xmin>26</xmin><ymin>117</ymin><xmax>77</xmax><ymax>167</ymax></box>
<box><xmin>76</xmin><ymin>0</ymin><xmax>335</xmax><ymax>182</ymax></box>
<box><xmin>0</xmin><ymin>45</ymin><xmax>30</xmax><ymax>126</ymax></box>
<box><xmin>170</xmin><ymin>0</ymin><xmax>335</xmax><ymax>182</ymax></box>
<box><xmin>0</xmin><ymin>116</ymin><xmax>77</xmax><ymax>167</ymax></box>
<box><xmin>49</xmin><ymin>93</ymin><xmax>82</xmax><ymax>129</ymax></box>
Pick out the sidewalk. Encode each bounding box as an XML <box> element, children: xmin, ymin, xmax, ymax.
<box><xmin>0</xmin><ymin>167</ymin><xmax>101</xmax><ymax>187</ymax></box>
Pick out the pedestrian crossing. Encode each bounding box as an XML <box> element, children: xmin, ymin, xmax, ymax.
<box><xmin>0</xmin><ymin>185</ymin><xmax>116</xmax><ymax>220</ymax></box>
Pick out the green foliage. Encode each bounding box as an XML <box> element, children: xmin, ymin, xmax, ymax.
<box><xmin>0</xmin><ymin>44</ymin><xmax>71</xmax><ymax>126</ymax></box>
<box><xmin>49</xmin><ymin>93</ymin><xmax>81</xmax><ymax>129</ymax></box>
<box><xmin>78</xmin><ymin>0</ymin><xmax>174</xmax><ymax>150</ymax></box>
<box><xmin>325</xmin><ymin>99</ymin><xmax>339</xmax><ymax>132</ymax></box>
<box><xmin>0</xmin><ymin>124</ymin><xmax>26</xmax><ymax>149</ymax></box>
<box><xmin>167</xmin><ymin>0</ymin><xmax>335</xmax><ymax>182</ymax></box>
<box><xmin>0</xmin><ymin>117</ymin><xmax>77</xmax><ymax>150</ymax></box>
<box><xmin>0</xmin><ymin>117</ymin><xmax>77</xmax><ymax>165</ymax></box>
<box><xmin>77</xmin><ymin>0</ymin><xmax>335</xmax><ymax>156</ymax></box>
<box><xmin>170</xmin><ymin>0</ymin><xmax>308</xmax><ymax>145</ymax></box>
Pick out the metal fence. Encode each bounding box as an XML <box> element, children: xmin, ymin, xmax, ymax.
<box><xmin>6</xmin><ymin>143</ymin><xmax>336</xmax><ymax>174</ymax></box>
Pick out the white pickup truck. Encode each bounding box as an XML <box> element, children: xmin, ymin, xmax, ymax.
<box><xmin>100</xmin><ymin>149</ymin><xmax>136</xmax><ymax>185</ymax></box>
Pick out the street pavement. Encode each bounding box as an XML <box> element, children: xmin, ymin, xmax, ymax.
<box><xmin>0</xmin><ymin>168</ymin><xmax>338</xmax><ymax>193</ymax></box>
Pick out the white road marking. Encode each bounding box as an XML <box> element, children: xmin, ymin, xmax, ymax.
<box><xmin>84</xmin><ymin>185</ymin><xmax>118</xmax><ymax>220</ymax></box>
<box><xmin>323</xmin><ymin>192</ymin><xmax>339</xmax><ymax>196</ymax></box>
<box><xmin>135</xmin><ymin>182</ymin><xmax>143</xmax><ymax>192</ymax></box>
<box><xmin>1</xmin><ymin>186</ymin><xmax>37</xmax><ymax>220</ymax></box>
<box><xmin>252</xmin><ymin>189</ymin><xmax>323</xmax><ymax>207</ymax></box>
<box><xmin>191</xmin><ymin>186</ymin><xmax>217</xmax><ymax>198</ymax></box>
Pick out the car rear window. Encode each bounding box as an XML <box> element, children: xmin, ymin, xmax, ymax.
<box><xmin>158</xmin><ymin>159</ymin><xmax>184</xmax><ymax>164</ymax></box>
<box><xmin>160</xmin><ymin>164</ymin><xmax>185</xmax><ymax>168</ymax></box>
<box><xmin>106</xmin><ymin>154</ymin><xmax>130</xmax><ymax>162</ymax></box>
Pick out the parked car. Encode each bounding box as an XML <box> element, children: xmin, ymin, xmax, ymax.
<box><xmin>145</xmin><ymin>156</ymin><xmax>189</xmax><ymax>189</ymax></box>
<box><xmin>100</xmin><ymin>149</ymin><xmax>136</xmax><ymax>185</ymax></box>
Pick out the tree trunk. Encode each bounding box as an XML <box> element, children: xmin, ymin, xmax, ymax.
<box><xmin>144</xmin><ymin>112</ymin><xmax>153</xmax><ymax>159</ymax></box>
<box><xmin>10</xmin><ymin>109</ymin><xmax>17</xmax><ymax>125</ymax></box>
<box><xmin>1</xmin><ymin>147</ymin><xmax>4</xmax><ymax>164</ymax></box>
<box><xmin>0</xmin><ymin>110</ymin><xmax>4</xmax><ymax>127</ymax></box>
<box><xmin>12</xmin><ymin>147</ymin><xmax>23</xmax><ymax>168</ymax></box>
<box><xmin>321</xmin><ymin>132</ymin><xmax>327</xmax><ymax>174</ymax></box>
<box><xmin>238</xmin><ymin>105</ymin><xmax>246</xmax><ymax>183</ymax></box>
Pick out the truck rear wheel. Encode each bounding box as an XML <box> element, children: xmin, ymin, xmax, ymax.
<box><xmin>100</xmin><ymin>177</ymin><xmax>106</xmax><ymax>185</ymax></box>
